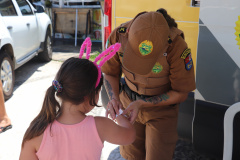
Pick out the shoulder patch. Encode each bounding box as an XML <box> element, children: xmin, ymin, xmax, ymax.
<box><xmin>181</xmin><ymin>48</ymin><xmax>191</xmax><ymax>59</ymax></box>
<box><xmin>184</xmin><ymin>53</ymin><xmax>193</xmax><ymax>71</ymax></box>
<box><xmin>118</xmin><ymin>27</ymin><xmax>127</xmax><ymax>33</ymax></box>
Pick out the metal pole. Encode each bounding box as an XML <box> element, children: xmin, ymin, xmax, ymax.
<box><xmin>75</xmin><ymin>9</ymin><xmax>78</xmax><ymax>46</ymax></box>
<box><xmin>85</xmin><ymin>10</ymin><xmax>89</xmax><ymax>39</ymax></box>
<box><xmin>59</xmin><ymin>0</ymin><xmax>63</xmax><ymax>8</ymax></box>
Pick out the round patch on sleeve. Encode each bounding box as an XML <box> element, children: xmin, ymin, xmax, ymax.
<box><xmin>139</xmin><ymin>40</ymin><xmax>153</xmax><ymax>56</ymax></box>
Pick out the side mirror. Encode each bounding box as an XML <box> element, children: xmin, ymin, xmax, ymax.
<box><xmin>34</xmin><ymin>4</ymin><xmax>45</xmax><ymax>13</ymax></box>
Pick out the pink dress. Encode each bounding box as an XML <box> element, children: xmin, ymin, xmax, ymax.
<box><xmin>36</xmin><ymin>116</ymin><xmax>103</xmax><ymax>160</ymax></box>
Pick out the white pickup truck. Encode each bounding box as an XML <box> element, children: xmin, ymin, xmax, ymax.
<box><xmin>0</xmin><ymin>0</ymin><xmax>52</xmax><ymax>99</ymax></box>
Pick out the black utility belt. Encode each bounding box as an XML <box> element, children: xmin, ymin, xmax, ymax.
<box><xmin>123</xmin><ymin>84</ymin><xmax>151</xmax><ymax>101</ymax></box>
<box><xmin>120</xmin><ymin>79</ymin><xmax>152</xmax><ymax>101</ymax></box>
<box><xmin>119</xmin><ymin>78</ymin><xmax>177</xmax><ymax>106</ymax></box>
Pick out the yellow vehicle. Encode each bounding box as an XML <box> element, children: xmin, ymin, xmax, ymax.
<box><xmin>102</xmin><ymin>0</ymin><xmax>240</xmax><ymax>159</ymax></box>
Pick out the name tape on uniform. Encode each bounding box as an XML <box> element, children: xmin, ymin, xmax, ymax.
<box><xmin>181</xmin><ymin>48</ymin><xmax>191</xmax><ymax>59</ymax></box>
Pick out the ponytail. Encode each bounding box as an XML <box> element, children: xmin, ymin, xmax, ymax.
<box><xmin>156</xmin><ymin>8</ymin><xmax>178</xmax><ymax>28</ymax></box>
<box><xmin>22</xmin><ymin>85</ymin><xmax>61</xmax><ymax>147</ymax></box>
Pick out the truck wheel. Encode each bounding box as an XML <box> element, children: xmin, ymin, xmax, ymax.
<box><xmin>38</xmin><ymin>29</ymin><xmax>52</xmax><ymax>62</ymax></box>
<box><xmin>0</xmin><ymin>52</ymin><xmax>15</xmax><ymax>100</ymax></box>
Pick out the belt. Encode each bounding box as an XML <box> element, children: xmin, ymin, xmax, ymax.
<box><xmin>120</xmin><ymin>78</ymin><xmax>177</xmax><ymax>106</ymax></box>
<box><xmin>120</xmin><ymin>78</ymin><xmax>152</xmax><ymax>101</ymax></box>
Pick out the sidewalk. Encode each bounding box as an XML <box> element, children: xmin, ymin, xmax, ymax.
<box><xmin>52</xmin><ymin>40</ymin><xmax>219</xmax><ymax>160</ymax></box>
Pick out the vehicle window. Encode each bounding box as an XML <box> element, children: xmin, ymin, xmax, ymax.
<box><xmin>16</xmin><ymin>0</ymin><xmax>33</xmax><ymax>15</ymax></box>
<box><xmin>0</xmin><ymin>0</ymin><xmax>17</xmax><ymax>16</ymax></box>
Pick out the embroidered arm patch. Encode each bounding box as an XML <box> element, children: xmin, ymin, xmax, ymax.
<box><xmin>181</xmin><ymin>48</ymin><xmax>193</xmax><ymax>71</ymax></box>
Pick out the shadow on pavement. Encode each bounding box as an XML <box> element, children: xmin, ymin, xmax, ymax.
<box><xmin>13</xmin><ymin>58</ymin><xmax>50</xmax><ymax>93</ymax></box>
<box><xmin>53</xmin><ymin>38</ymin><xmax>102</xmax><ymax>53</ymax></box>
<box><xmin>11</xmin><ymin>39</ymin><xmax>102</xmax><ymax>100</ymax></box>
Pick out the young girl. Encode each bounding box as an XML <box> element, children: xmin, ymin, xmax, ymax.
<box><xmin>19</xmin><ymin>39</ymin><xmax>136</xmax><ymax>160</ymax></box>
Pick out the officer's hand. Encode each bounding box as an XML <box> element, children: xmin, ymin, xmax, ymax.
<box><xmin>106</xmin><ymin>98</ymin><xmax>123</xmax><ymax>120</ymax></box>
<box><xmin>122</xmin><ymin>100</ymin><xmax>143</xmax><ymax>124</ymax></box>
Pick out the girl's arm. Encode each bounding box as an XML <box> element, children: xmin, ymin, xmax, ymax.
<box><xmin>19</xmin><ymin>140</ymin><xmax>38</xmax><ymax>160</ymax></box>
<box><xmin>20</xmin><ymin>134</ymin><xmax>43</xmax><ymax>160</ymax></box>
<box><xmin>95</xmin><ymin>115</ymin><xmax>136</xmax><ymax>145</ymax></box>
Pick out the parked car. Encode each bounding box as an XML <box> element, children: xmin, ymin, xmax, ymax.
<box><xmin>0</xmin><ymin>0</ymin><xmax>52</xmax><ymax>100</ymax></box>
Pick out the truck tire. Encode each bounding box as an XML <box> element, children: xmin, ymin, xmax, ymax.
<box><xmin>38</xmin><ymin>29</ymin><xmax>52</xmax><ymax>62</ymax></box>
<box><xmin>0</xmin><ymin>52</ymin><xmax>15</xmax><ymax>100</ymax></box>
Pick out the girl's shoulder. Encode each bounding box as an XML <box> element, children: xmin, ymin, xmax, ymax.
<box><xmin>22</xmin><ymin>133</ymin><xmax>44</xmax><ymax>153</ymax></box>
<box><xmin>20</xmin><ymin>133</ymin><xmax>44</xmax><ymax>159</ymax></box>
<box><xmin>32</xmin><ymin>133</ymin><xmax>44</xmax><ymax>152</ymax></box>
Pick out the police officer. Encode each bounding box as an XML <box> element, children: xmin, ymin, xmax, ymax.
<box><xmin>101</xmin><ymin>9</ymin><xmax>196</xmax><ymax>160</ymax></box>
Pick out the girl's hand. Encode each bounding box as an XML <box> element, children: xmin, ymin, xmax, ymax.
<box><xmin>122</xmin><ymin>100</ymin><xmax>144</xmax><ymax>124</ymax></box>
<box><xmin>105</xmin><ymin>98</ymin><xmax>123</xmax><ymax>120</ymax></box>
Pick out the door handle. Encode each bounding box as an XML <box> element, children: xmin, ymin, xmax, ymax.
<box><xmin>7</xmin><ymin>26</ymin><xmax>13</xmax><ymax>29</ymax></box>
<box><xmin>26</xmin><ymin>23</ymin><xmax>30</xmax><ymax>26</ymax></box>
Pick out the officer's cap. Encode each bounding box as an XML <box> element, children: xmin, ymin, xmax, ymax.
<box><xmin>123</xmin><ymin>11</ymin><xmax>170</xmax><ymax>75</ymax></box>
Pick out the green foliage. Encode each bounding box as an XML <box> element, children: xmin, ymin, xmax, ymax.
<box><xmin>89</xmin><ymin>51</ymin><xmax>100</xmax><ymax>63</ymax></box>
